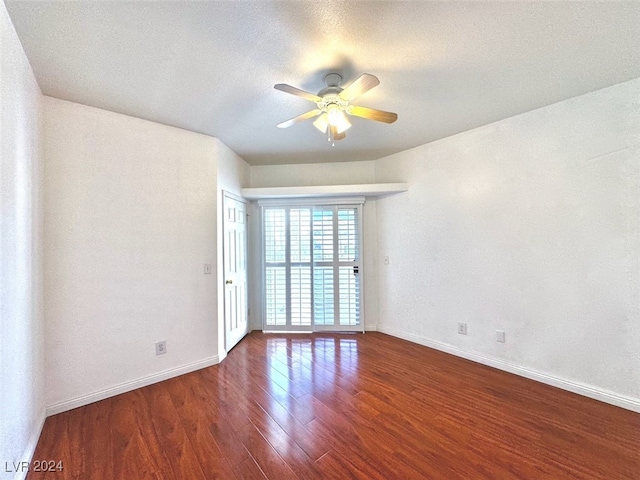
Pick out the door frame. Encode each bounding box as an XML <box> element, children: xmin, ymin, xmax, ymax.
<box><xmin>258</xmin><ymin>197</ymin><xmax>365</xmax><ymax>333</ymax></box>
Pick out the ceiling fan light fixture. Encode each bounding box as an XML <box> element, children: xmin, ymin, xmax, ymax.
<box><xmin>313</xmin><ymin>113</ymin><xmax>329</xmax><ymax>133</ymax></box>
<box><xmin>335</xmin><ymin>114</ymin><xmax>351</xmax><ymax>134</ymax></box>
<box><xmin>327</xmin><ymin>106</ymin><xmax>351</xmax><ymax>134</ymax></box>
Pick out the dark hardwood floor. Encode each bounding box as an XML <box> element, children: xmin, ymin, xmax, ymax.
<box><xmin>27</xmin><ymin>332</ymin><xmax>639</xmax><ymax>479</ymax></box>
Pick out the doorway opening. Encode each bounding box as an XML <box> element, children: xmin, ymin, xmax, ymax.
<box><xmin>261</xmin><ymin>202</ymin><xmax>363</xmax><ymax>332</ymax></box>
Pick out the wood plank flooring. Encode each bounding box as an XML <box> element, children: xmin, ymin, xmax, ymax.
<box><xmin>27</xmin><ymin>332</ymin><xmax>639</xmax><ymax>479</ymax></box>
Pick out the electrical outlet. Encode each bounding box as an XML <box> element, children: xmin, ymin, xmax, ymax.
<box><xmin>496</xmin><ymin>330</ymin><xmax>506</xmax><ymax>343</ymax></box>
<box><xmin>155</xmin><ymin>340</ymin><xmax>167</xmax><ymax>355</ymax></box>
<box><xmin>204</xmin><ymin>263</ymin><xmax>212</xmax><ymax>274</ymax></box>
<box><xmin>457</xmin><ymin>322</ymin><xmax>467</xmax><ymax>335</ymax></box>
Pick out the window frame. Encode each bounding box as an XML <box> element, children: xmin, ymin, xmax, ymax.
<box><xmin>259</xmin><ymin>197</ymin><xmax>365</xmax><ymax>332</ymax></box>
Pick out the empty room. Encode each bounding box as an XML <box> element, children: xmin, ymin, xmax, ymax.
<box><xmin>1</xmin><ymin>1</ymin><xmax>639</xmax><ymax>479</ymax></box>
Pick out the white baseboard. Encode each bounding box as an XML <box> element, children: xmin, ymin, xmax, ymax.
<box><xmin>218</xmin><ymin>349</ymin><xmax>227</xmax><ymax>363</ymax></box>
<box><xmin>257</xmin><ymin>324</ymin><xmax>377</xmax><ymax>333</ymax></box>
<box><xmin>13</xmin><ymin>410</ymin><xmax>46</xmax><ymax>480</ymax></box>
<box><xmin>377</xmin><ymin>325</ymin><xmax>640</xmax><ymax>414</ymax></box>
<box><xmin>46</xmin><ymin>355</ymin><xmax>220</xmax><ymax>416</ymax></box>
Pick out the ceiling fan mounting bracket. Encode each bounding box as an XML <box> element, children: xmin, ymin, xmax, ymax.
<box><xmin>323</xmin><ymin>73</ymin><xmax>342</xmax><ymax>87</ymax></box>
<box><xmin>317</xmin><ymin>73</ymin><xmax>344</xmax><ymax>98</ymax></box>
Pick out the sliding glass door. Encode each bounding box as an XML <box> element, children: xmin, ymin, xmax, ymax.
<box><xmin>263</xmin><ymin>203</ymin><xmax>362</xmax><ymax>332</ymax></box>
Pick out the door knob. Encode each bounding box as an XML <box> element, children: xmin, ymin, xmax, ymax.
<box><xmin>225</xmin><ymin>279</ymin><xmax>233</xmax><ymax>285</ymax></box>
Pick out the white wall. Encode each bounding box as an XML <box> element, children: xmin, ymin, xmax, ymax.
<box><xmin>250</xmin><ymin>161</ymin><xmax>375</xmax><ymax>187</ymax></box>
<box><xmin>43</xmin><ymin>97</ymin><xmax>220</xmax><ymax>412</ymax></box>
<box><xmin>215</xmin><ymin>139</ymin><xmax>250</xmax><ymax>355</ymax></box>
<box><xmin>249</xmin><ymin>161</ymin><xmax>380</xmax><ymax>331</ymax></box>
<box><xmin>375</xmin><ymin>78</ymin><xmax>640</xmax><ymax>410</ymax></box>
<box><xmin>0</xmin><ymin>2</ymin><xmax>45</xmax><ymax>478</ymax></box>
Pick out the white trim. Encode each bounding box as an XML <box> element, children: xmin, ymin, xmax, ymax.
<box><xmin>243</xmin><ymin>183</ymin><xmax>407</xmax><ymax>200</ymax></box>
<box><xmin>263</xmin><ymin>325</ymin><xmax>377</xmax><ymax>333</ymax></box>
<box><xmin>262</xmin><ymin>330</ymin><xmax>316</xmax><ymax>334</ymax></box>
<box><xmin>222</xmin><ymin>190</ymin><xmax>246</xmax><ymax>203</ymax></box>
<box><xmin>14</xmin><ymin>411</ymin><xmax>46</xmax><ymax>480</ymax></box>
<box><xmin>262</xmin><ymin>328</ymin><xmax>376</xmax><ymax>334</ymax></box>
<box><xmin>357</xmin><ymin>204</ymin><xmax>365</xmax><ymax>333</ymax></box>
<box><xmin>218</xmin><ymin>349</ymin><xmax>227</xmax><ymax>363</ymax></box>
<box><xmin>46</xmin><ymin>355</ymin><xmax>220</xmax><ymax>416</ymax></box>
<box><xmin>312</xmin><ymin>325</ymin><xmax>363</xmax><ymax>332</ymax></box>
<box><xmin>377</xmin><ymin>325</ymin><xmax>640</xmax><ymax>413</ymax></box>
<box><xmin>258</xmin><ymin>196</ymin><xmax>365</xmax><ymax>207</ymax></box>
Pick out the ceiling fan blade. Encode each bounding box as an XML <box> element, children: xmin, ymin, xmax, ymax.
<box><xmin>339</xmin><ymin>73</ymin><xmax>380</xmax><ymax>101</ymax></box>
<box><xmin>277</xmin><ymin>109</ymin><xmax>322</xmax><ymax>129</ymax></box>
<box><xmin>348</xmin><ymin>105</ymin><xmax>398</xmax><ymax>124</ymax></box>
<box><xmin>274</xmin><ymin>84</ymin><xmax>321</xmax><ymax>103</ymax></box>
<box><xmin>330</xmin><ymin>125</ymin><xmax>346</xmax><ymax>141</ymax></box>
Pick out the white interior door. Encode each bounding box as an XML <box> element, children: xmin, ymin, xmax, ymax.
<box><xmin>224</xmin><ymin>193</ymin><xmax>248</xmax><ymax>351</ymax></box>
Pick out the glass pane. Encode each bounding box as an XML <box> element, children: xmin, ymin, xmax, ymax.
<box><xmin>264</xmin><ymin>208</ymin><xmax>286</xmax><ymax>263</ymax></box>
<box><xmin>313</xmin><ymin>267</ymin><xmax>334</xmax><ymax>326</ymax></box>
<box><xmin>339</xmin><ymin>266</ymin><xmax>360</xmax><ymax>326</ymax></box>
<box><xmin>313</xmin><ymin>208</ymin><xmax>334</xmax><ymax>262</ymax></box>
<box><xmin>290</xmin><ymin>208</ymin><xmax>311</xmax><ymax>263</ymax></box>
<box><xmin>338</xmin><ymin>207</ymin><xmax>358</xmax><ymax>262</ymax></box>
<box><xmin>291</xmin><ymin>266</ymin><xmax>312</xmax><ymax>326</ymax></box>
<box><xmin>265</xmin><ymin>266</ymin><xmax>286</xmax><ymax>326</ymax></box>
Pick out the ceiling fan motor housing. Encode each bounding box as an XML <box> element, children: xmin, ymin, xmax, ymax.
<box><xmin>316</xmin><ymin>93</ymin><xmax>349</xmax><ymax>112</ymax></box>
<box><xmin>317</xmin><ymin>73</ymin><xmax>349</xmax><ymax>112</ymax></box>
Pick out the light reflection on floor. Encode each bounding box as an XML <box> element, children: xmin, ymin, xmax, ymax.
<box><xmin>265</xmin><ymin>335</ymin><xmax>360</xmax><ymax>397</ymax></box>
<box><xmin>223</xmin><ymin>334</ymin><xmax>361</xmax><ymax>459</ymax></box>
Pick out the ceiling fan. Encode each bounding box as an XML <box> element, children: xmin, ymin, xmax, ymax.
<box><xmin>274</xmin><ymin>73</ymin><xmax>397</xmax><ymax>145</ymax></box>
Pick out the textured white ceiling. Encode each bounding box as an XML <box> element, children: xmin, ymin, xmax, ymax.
<box><xmin>6</xmin><ymin>1</ymin><xmax>640</xmax><ymax>165</ymax></box>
